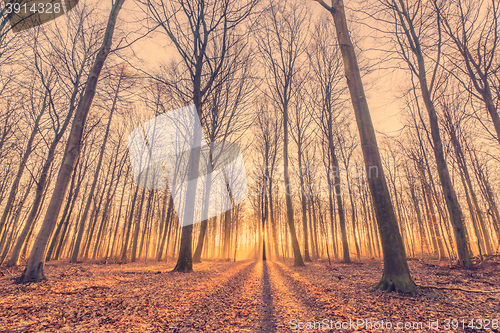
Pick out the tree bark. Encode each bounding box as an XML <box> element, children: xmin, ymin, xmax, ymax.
<box><xmin>315</xmin><ymin>0</ymin><xmax>415</xmax><ymax>292</ymax></box>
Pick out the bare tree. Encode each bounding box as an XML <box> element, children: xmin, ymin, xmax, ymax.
<box><xmin>384</xmin><ymin>0</ymin><xmax>471</xmax><ymax>267</ymax></box>
<box><xmin>7</xmin><ymin>6</ymin><xmax>106</xmax><ymax>267</ymax></box>
<box><xmin>440</xmin><ymin>0</ymin><xmax>500</xmax><ymax>146</ymax></box>
<box><xmin>439</xmin><ymin>85</ymin><xmax>493</xmax><ymax>255</ymax></box>
<box><xmin>313</xmin><ymin>0</ymin><xmax>416</xmax><ymax>292</ymax></box>
<box><xmin>17</xmin><ymin>0</ymin><xmax>126</xmax><ymax>283</ymax></box>
<box><xmin>70</xmin><ymin>64</ymin><xmax>131</xmax><ymax>263</ymax></box>
<box><xmin>289</xmin><ymin>85</ymin><xmax>315</xmax><ymax>262</ymax></box>
<box><xmin>0</xmin><ymin>70</ymin><xmax>49</xmax><ymax>243</ymax></box>
<box><xmin>257</xmin><ymin>0</ymin><xmax>310</xmax><ymax>267</ymax></box>
<box><xmin>252</xmin><ymin>98</ymin><xmax>282</xmax><ymax>260</ymax></box>
<box><xmin>142</xmin><ymin>0</ymin><xmax>257</xmax><ymax>271</ymax></box>
<box><xmin>307</xmin><ymin>17</ymin><xmax>351</xmax><ymax>263</ymax></box>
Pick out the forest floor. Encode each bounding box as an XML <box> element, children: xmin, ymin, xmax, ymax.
<box><xmin>0</xmin><ymin>257</ymin><xmax>499</xmax><ymax>332</ymax></box>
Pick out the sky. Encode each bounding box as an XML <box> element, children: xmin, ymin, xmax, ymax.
<box><xmin>117</xmin><ymin>0</ymin><xmax>409</xmax><ymax>138</ymax></box>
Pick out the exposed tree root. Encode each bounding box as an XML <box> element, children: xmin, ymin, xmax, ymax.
<box><xmin>15</xmin><ymin>262</ymin><xmax>46</xmax><ymax>284</ymax></box>
<box><xmin>419</xmin><ymin>285</ymin><xmax>500</xmax><ymax>293</ymax></box>
<box><xmin>370</xmin><ymin>277</ymin><xmax>417</xmax><ymax>295</ymax></box>
<box><xmin>172</xmin><ymin>262</ymin><xmax>193</xmax><ymax>273</ymax></box>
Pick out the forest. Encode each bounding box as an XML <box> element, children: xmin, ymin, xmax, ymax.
<box><xmin>0</xmin><ymin>0</ymin><xmax>499</xmax><ymax>331</ymax></box>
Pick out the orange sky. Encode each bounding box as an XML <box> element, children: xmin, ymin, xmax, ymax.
<box><xmin>121</xmin><ymin>0</ymin><xmax>408</xmax><ymax>138</ymax></box>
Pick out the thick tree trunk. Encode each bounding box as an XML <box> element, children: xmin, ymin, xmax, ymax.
<box><xmin>316</xmin><ymin>0</ymin><xmax>415</xmax><ymax>292</ymax></box>
<box><xmin>482</xmin><ymin>89</ymin><xmax>500</xmax><ymax>146</ymax></box>
<box><xmin>173</xmin><ymin>224</ymin><xmax>193</xmax><ymax>272</ymax></box>
<box><xmin>173</xmin><ymin>101</ymin><xmax>204</xmax><ymax>272</ymax></box>
<box><xmin>192</xmin><ymin>219</ymin><xmax>208</xmax><ymax>263</ymax></box>
<box><xmin>17</xmin><ymin>0</ymin><xmax>125</xmax><ymax>283</ymax></box>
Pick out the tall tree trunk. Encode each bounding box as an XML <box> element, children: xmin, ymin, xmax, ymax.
<box><xmin>328</xmin><ymin>132</ymin><xmax>350</xmax><ymax>263</ymax></box>
<box><xmin>17</xmin><ymin>0</ymin><xmax>125</xmax><ymax>283</ymax></box>
<box><xmin>268</xmin><ymin>177</ymin><xmax>280</xmax><ymax>261</ymax></box>
<box><xmin>408</xmin><ymin>170</ymin><xmax>428</xmax><ymax>256</ymax></box>
<box><xmin>460</xmin><ymin>172</ymin><xmax>484</xmax><ymax>257</ymax></box>
<box><xmin>421</xmin><ymin>72</ymin><xmax>471</xmax><ymax>265</ymax></box>
<box><xmin>283</xmin><ymin>100</ymin><xmax>304</xmax><ymax>267</ymax></box>
<box><xmin>346</xmin><ymin>170</ymin><xmax>360</xmax><ymax>260</ymax></box>
<box><xmin>262</xmin><ymin>170</ymin><xmax>268</xmax><ymax>261</ymax></box>
<box><xmin>193</xmin><ymin>219</ymin><xmax>208</xmax><ymax>263</ymax></box>
<box><xmin>417</xmin><ymin>70</ymin><xmax>471</xmax><ymax>266</ymax></box>
<box><xmin>327</xmin><ymin>165</ymin><xmax>338</xmax><ymax>260</ymax></box>
<box><xmin>154</xmin><ymin>191</ymin><xmax>168</xmax><ymax>259</ymax></box>
<box><xmin>310</xmin><ymin>196</ymin><xmax>320</xmax><ymax>259</ymax></box>
<box><xmin>315</xmin><ymin>0</ymin><xmax>415</xmax><ymax>292</ymax></box>
<box><xmin>481</xmin><ymin>87</ymin><xmax>500</xmax><ymax>146</ymax></box>
<box><xmin>418</xmin><ymin>163</ymin><xmax>445</xmax><ymax>259</ymax></box>
<box><xmin>93</xmin><ymin>150</ymin><xmax>125</xmax><ymax>259</ymax></box>
<box><xmin>392</xmin><ymin>0</ymin><xmax>471</xmax><ymax>267</ymax></box>
<box><xmin>137</xmin><ymin>190</ymin><xmax>154</xmax><ymax>261</ymax></box>
<box><xmin>298</xmin><ymin>148</ymin><xmax>312</xmax><ymax>262</ymax></box>
<box><xmin>222</xmin><ymin>209</ymin><xmax>232</xmax><ymax>259</ymax></box>
<box><xmin>172</xmin><ymin>114</ymin><xmax>203</xmax><ymax>272</ymax></box>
